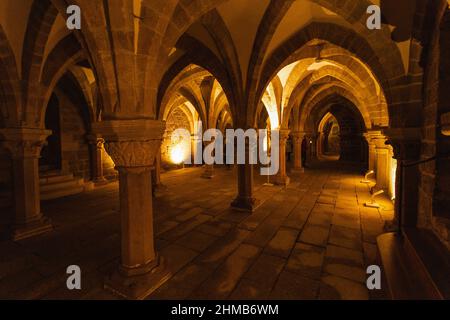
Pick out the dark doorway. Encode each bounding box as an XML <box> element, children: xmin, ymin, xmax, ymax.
<box><xmin>39</xmin><ymin>94</ymin><xmax>62</xmax><ymax>172</ymax></box>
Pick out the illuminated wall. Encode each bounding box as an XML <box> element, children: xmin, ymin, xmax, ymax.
<box><xmin>161</xmin><ymin>107</ymin><xmax>192</xmax><ymax>167</ymax></box>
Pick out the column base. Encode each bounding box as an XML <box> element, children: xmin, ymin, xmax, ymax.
<box><xmin>104</xmin><ymin>255</ymin><xmax>167</xmax><ymax>300</ymax></box>
<box><xmin>152</xmin><ymin>183</ymin><xmax>167</xmax><ymax>198</ymax></box>
<box><xmin>274</xmin><ymin>175</ymin><xmax>290</xmax><ymax>186</ymax></box>
<box><xmin>291</xmin><ymin>167</ymin><xmax>305</xmax><ymax>174</ymax></box>
<box><xmin>93</xmin><ymin>177</ymin><xmax>109</xmax><ymax>186</ymax></box>
<box><xmin>231</xmin><ymin>196</ymin><xmax>261</xmax><ymax>212</ymax></box>
<box><xmin>201</xmin><ymin>168</ymin><xmax>215</xmax><ymax>179</ymax></box>
<box><xmin>12</xmin><ymin>216</ymin><xmax>53</xmax><ymax>241</ymax></box>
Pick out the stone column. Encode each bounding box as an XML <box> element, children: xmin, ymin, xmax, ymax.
<box><xmin>93</xmin><ymin>120</ymin><xmax>165</xmax><ymax>299</ymax></box>
<box><xmin>231</xmin><ymin>140</ymin><xmax>260</xmax><ymax>212</ymax></box>
<box><xmin>364</xmin><ymin>132</ymin><xmax>377</xmax><ymax>172</ymax></box>
<box><xmin>274</xmin><ymin>129</ymin><xmax>290</xmax><ymax>186</ymax></box>
<box><xmin>0</xmin><ymin>128</ymin><xmax>53</xmax><ymax>240</ymax></box>
<box><xmin>291</xmin><ymin>131</ymin><xmax>305</xmax><ymax>172</ymax></box>
<box><xmin>385</xmin><ymin>128</ymin><xmax>421</xmax><ymax>229</ymax></box>
<box><xmin>191</xmin><ymin>134</ymin><xmax>202</xmax><ymax>166</ymax></box>
<box><xmin>309</xmin><ymin>135</ymin><xmax>317</xmax><ymax>161</ymax></box>
<box><xmin>87</xmin><ymin>134</ymin><xmax>107</xmax><ymax>185</ymax></box>
<box><xmin>366</xmin><ymin>131</ymin><xmax>390</xmax><ymax>190</ymax></box>
<box><xmin>201</xmin><ymin>164</ymin><xmax>214</xmax><ymax>179</ymax></box>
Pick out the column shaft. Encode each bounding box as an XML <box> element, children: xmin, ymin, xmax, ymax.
<box><xmin>0</xmin><ymin>128</ymin><xmax>53</xmax><ymax>240</ymax></box>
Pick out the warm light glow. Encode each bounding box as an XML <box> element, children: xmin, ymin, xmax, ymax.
<box><xmin>306</xmin><ymin>60</ymin><xmax>336</xmax><ymax>71</ymax></box>
<box><xmin>263</xmin><ymin>134</ymin><xmax>268</xmax><ymax>153</ymax></box>
<box><xmin>390</xmin><ymin>158</ymin><xmax>397</xmax><ymax>200</ymax></box>
<box><xmin>277</xmin><ymin>61</ymin><xmax>299</xmax><ymax>87</ymax></box>
<box><xmin>170</xmin><ymin>143</ymin><xmax>188</xmax><ymax>165</ymax></box>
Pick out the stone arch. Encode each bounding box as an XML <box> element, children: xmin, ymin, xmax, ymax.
<box><xmin>21</xmin><ymin>0</ymin><xmax>58</xmax><ymax>97</ymax></box>
<box><xmin>0</xmin><ymin>25</ymin><xmax>21</xmax><ymax>127</ymax></box>
<box><xmin>304</xmin><ymin>93</ymin><xmax>368</xmax><ymax>164</ymax></box>
<box><xmin>38</xmin><ymin>34</ymin><xmax>85</xmax><ymax>127</ymax></box>
<box><xmin>159</xmin><ymin>65</ymin><xmax>212</xmax><ymax>127</ymax></box>
<box><xmin>256</xmin><ymin>22</ymin><xmax>403</xmax><ymax>124</ymax></box>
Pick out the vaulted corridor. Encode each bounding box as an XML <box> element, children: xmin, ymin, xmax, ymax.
<box><xmin>0</xmin><ymin>0</ymin><xmax>449</xmax><ymax>301</ymax></box>
<box><xmin>0</xmin><ymin>165</ymin><xmax>393</xmax><ymax>300</ymax></box>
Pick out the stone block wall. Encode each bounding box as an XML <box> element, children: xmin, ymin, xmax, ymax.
<box><xmin>161</xmin><ymin>107</ymin><xmax>192</xmax><ymax>168</ymax></box>
<box><xmin>418</xmin><ymin>5</ymin><xmax>450</xmax><ymax>249</ymax></box>
<box><xmin>58</xmin><ymin>93</ymin><xmax>91</xmax><ymax>180</ymax></box>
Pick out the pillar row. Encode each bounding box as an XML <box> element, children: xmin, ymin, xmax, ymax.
<box><xmin>0</xmin><ymin>128</ymin><xmax>53</xmax><ymax>240</ymax></box>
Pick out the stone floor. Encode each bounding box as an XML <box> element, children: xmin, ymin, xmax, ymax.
<box><xmin>0</xmin><ymin>162</ymin><xmax>394</xmax><ymax>300</ymax></box>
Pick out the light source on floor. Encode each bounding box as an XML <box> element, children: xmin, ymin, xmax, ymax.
<box><xmin>365</xmin><ymin>189</ymin><xmax>384</xmax><ymax>208</ymax></box>
<box><xmin>361</xmin><ymin>170</ymin><xmax>375</xmax><ymax>184</ymax></box>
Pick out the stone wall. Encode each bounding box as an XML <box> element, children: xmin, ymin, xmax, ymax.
<box><xmin>418</xmin><ymin>5</ymin><xmax>450</xmax><ymax>249</ymax></box>
<box><xmin>0</xmin><ymin>144</ymin><xmax>12</xmax><ymax>212</ymax></box>
<box><xmin>161</xmin><ymin>107</ymin><xmax>192</xmax><ymax>168</ymax></box>
<box><xmin>57</xmin><ymin>91</ymin><xmax>91</xmax><ymax>180</ymax></box>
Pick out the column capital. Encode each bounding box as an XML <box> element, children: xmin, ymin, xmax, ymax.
<box><xmin>364</xmin><ymin>129</ymin><xmax>385</xmax><ymax>140</ymax></box>
<box><xmin>92</xmin><ymin>120</ymin><xmax>166</xmax><ymax>168</ymax></box>
<box><xmin>0</xmin><ymin>127</ymin><xmax>51</xmax><ymax>159</ymax></box>
<box><xmin>384</xmin><ymin>127</ymin><xmax>421</xmax><ymax>160</ymax></box>
<box><xmin>86</xmin><ymin>133</ymin><xmax>105</xmax><ymax>149</ymax></box>
<box><xmin>291</xmin><ymin>131</ymin><xmax>307</xmax><ymax>140</ymax></box>
<box><xmin>276</xmin><ymin>129</ymin><xmax>291</xmax><ymax>141</ymax></box>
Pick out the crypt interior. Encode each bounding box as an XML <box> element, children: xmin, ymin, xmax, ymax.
<box><xmin>0</xmin><ymin>0</ymin><xmax>449</xmax><ymax>300</ymax></box>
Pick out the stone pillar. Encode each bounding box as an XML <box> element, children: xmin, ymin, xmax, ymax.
<box><xmin>201</xmin><ymin>164</ymin><xmax>214</xmax><ymax>179</ymax></box>
<box><xmin>87</xmin><ymin>134</ymin><xmax>107</xmax><ymax>185</ymax></box>
<box><xmin>309</xmin><ymin>135</ymin><xmax>317</xmax><ymax>161</ymax></box>
<box><xmin>231</xmin><ymin>140</ymin><xmax>260</xmax><ymax>212</ymax></box>
<box><xmin>191</xmin><ymin>134</ymin><xmax>202</xmax><ymax>166</ymax></box>
<box><xmin>93</xmin><ymin>120</ymin><xmax>165</xmax><ymax>299</ymax></box>
<box><xmin>364</xmin><ymin>132</ymin><xmax>377</xmax><ymax>172</ymax></box>
<box><xmin>366</xmin><ymin>131</ymin><xmax>390</xmax><ymax>190</ymax></box>
<box><xmin>385</xmin><ymin>128</ymin><xmax>421</xmax><ymax>229</ymax></box>
<box><xmin>0</xmin><ymin>128</ymin><xmax>53</xmax><ymax>240</ymax></box>
<box><xmin>291</xmin><ymin>131</ymin><xmax>306</xmax><ymax>172</ymax></box>
<box><xmin>274</xmin><ymin>129</ymin><xmax>290</xmax><ymax>186</ymax></box>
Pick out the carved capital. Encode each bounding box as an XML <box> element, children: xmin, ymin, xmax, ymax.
<box><xmin>291</xmin><ymin>131</ymin><xmax>306</xmax><ymax>143</ymax></box>
<box><xmin>104</xmin><ymin>140</ymin><xmax>162</xmax><ymax>168</ymax></box>
<box><xmin>276</xmin><ymin>129</ymin><xmax>291</xmax><ymax>143</ymax></box>
<box><xmin>92</xmin><ymin>120</ymin><xmax>166</xmax><ymax>168</ymax></box>
<box><xmin>0</xmin><ymin>128</ymin><xmax>51</xmax><ymax>159</ymax></box>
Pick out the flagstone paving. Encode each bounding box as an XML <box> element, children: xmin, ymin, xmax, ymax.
<box><xmin>0</xmin><ymin>162</ymin><xmax>394</xmax><ymax>300</ymax></box>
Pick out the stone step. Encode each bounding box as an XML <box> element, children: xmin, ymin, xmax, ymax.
<box><xmin>377</xmin><ymin>229</ymin><xmax>448</xmax><ymax>300</ymax></box>
<box><xmin>40</xmin><ymin>175</ymin><xmax>94</xmax><ymax>201</ymax></box>
<box><xmin>39</xmin><ymin>173</ymin><xmax>75</xmax><ymax>185</ymax></box>
<box><xmin>40</xmin><ymin>185</ymin><xmax>85</xmax><ymax>201</ymax></box>
<box><xmin>40</xmin><ymin>177</ymin><xmax>84</xmax><ymax>193</ymax></box>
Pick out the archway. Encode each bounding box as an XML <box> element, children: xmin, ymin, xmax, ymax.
<box><xmin>317</xmin><ymin>112</ymin><xmax>340</xmax><ymax>161</ymax></box>
<box><xmin>39</xmin><ymin>94</ymin><xmax>62</xmax><ymax>173</ymax></box>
